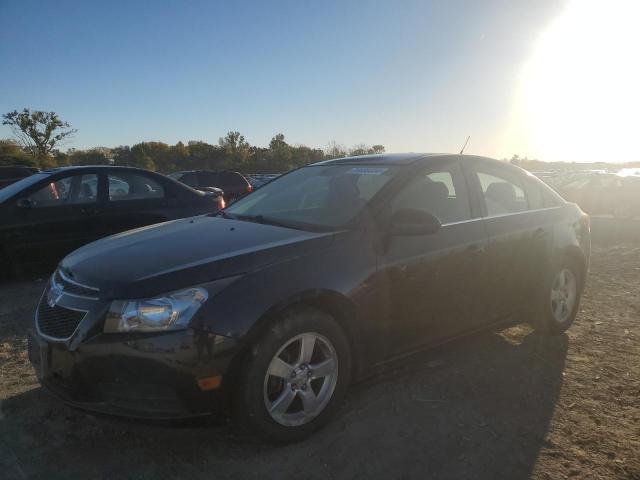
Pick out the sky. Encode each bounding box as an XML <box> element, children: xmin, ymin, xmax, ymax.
<box><xmin>1</xmin><ymin>0</ymin><xmax>638</xmax><ymax>163</ymax></box>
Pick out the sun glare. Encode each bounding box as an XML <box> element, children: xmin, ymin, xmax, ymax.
<box><xmin>509</xmin><ymin>0</ymin><xmax>640</xmax><ymax>163</ymax></box>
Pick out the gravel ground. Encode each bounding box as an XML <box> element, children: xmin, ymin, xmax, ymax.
<box><xmin>0</xmin><ymin>244</ymin><xmax>639</xmax><ymax>480</ymax></box>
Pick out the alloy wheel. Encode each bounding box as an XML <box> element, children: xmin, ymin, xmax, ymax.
<box><xmin>550</xmin><ymin>268</ymin><xmax>577</xmax><ymax>323</ymax></box>
<box><xmin>263</xmin><ymin>332</ymin><xmax>338</xmax><ymax>427</ymax></box>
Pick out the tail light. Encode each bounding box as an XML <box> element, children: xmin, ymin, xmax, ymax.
<box><xmin>247</xmin><ymin>184</ymin><xmax>253</xmax><ymax>193</ymax></box>
<box><xmin>219</xmin><ymin>197</ymin><xmax>226</xmax><ymax>209</ymax></box>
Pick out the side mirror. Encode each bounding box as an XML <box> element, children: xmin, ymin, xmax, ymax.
<box><xmin>16</xmin><ymin>198</ymin><xmax>34</xmax><ymax>209</ymax></box>
<box><xmin>390</xmin><ymin>208</ymin><xmax>441</xmax><ymax>236</ymax></box>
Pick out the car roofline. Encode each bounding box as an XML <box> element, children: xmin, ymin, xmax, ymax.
<box><xmin>309</xmin><ymin>153</ymin><xmax>511</xmax><ymax>167</ymax></box>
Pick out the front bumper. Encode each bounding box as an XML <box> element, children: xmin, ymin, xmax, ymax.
<box><xmin>28</xmin><ymin>327</ymin><xmax>238</xmax><ymax>419</ymax></box>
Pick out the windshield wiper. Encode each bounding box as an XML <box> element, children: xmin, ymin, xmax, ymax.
<box><xmin>241</xmin><ymin>214</ymin><xmax>305</xmax><ymax>230</ymax></box>
<box><xmin>214</xmin><ymin>211</ymin><xmax>329</xmax><ymax>232</ymax></box>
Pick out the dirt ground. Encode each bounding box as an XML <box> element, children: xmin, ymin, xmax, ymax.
<box><xmin>0</xmin><ymin>244</ymin><xmax>639</xmax><ymax>480</ymax></box>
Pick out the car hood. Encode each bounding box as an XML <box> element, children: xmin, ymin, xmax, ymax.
<box><xmin>59</xmin><ymin>215</ymin><xmax>335</xmax><ymax>299</ymax></box>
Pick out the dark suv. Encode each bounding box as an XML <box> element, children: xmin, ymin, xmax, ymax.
<box><xmin>169</xmin><ymin>170</ymin><xmax>252</xmax><ymax>203</ymax></box>
<box><xmin>28</xmin><ymin>154</ymin><xmax>590</xmax><ymax>442</ymax></box>
<box><xmin>0</xmin><ymin>165</ymin><xmax>39</xmax><ymax>189</ymax></box>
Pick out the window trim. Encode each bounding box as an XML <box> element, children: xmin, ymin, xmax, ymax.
<box><xmin>439</xmin><ymin>205</ymin><xmax>564</xmax><ymax>226</ymax></box>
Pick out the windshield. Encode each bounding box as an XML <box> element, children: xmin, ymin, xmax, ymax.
<box><xmin>0</xmin><ymin>173</ymin><xmax>49</xmax><ymax>203</ymax></box>
<box><xmin>224</xmin><ymin>164</ymin><xmax>397</xmax><ymax>229</ymax></box>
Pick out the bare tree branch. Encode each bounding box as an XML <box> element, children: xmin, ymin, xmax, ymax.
<box><xmin>2</xmin><ymin>108</ymin><xmax>76</xmax><ymax>157</ymax></box>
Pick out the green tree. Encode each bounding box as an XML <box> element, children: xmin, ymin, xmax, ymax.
<box><xmin>187</xmin><ymin>141</ymin><xmax>225</xmax><ymax>170</ymax></box>
<box><xmin>0</xmin><ymin>139</ymin><xmax>34</xmax><ymax>166</ymax></box>
<box><xmin>67</xmin><ymin>147</ymin><xmax>112</xmax><ymax>166</ymax></box>
<box><xmin>219</xmin><ymin>131</ymin><xmax>250</xmax><ymax>169</ymax></box>
<box><xmin>2</xmin><ymin>109</ymin><xmax>76</xmax><ymax>157</ymax></box>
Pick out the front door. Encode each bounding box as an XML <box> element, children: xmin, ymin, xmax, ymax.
<box><xmin>373</xmin><ymin>161</ymin><xmax>489</xmax><ymax>360</ymax></box>
<box><xmin>7</xmin><ymin>172</ymin><xmax>101</xmax><ymax>268</ymax></box>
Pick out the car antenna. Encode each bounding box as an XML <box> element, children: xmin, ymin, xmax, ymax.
<box><xmin>459</xmin><ymin>136</ymin><xmax>470</xmax><ymax>155</ymax></box>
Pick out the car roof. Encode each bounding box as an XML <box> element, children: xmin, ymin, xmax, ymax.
<box><xmin>172</xmin><ymin>170</ymin><xmax>244</xmax><ymax>175</ymax></box>
<box><xmin>41</xmin><ymin>165</ymin><xmax>155</xmax><ymax>174</ymax></box>
<box><xmin>311</xmin><ymin>153</ymin><xmax>509</xmax><ymax>168</ymax></box>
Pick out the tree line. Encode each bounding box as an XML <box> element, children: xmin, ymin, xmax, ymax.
<box><xmin>1</xmin><ymin>109</ymin><xmax>385</xmax><ymax>174</ymax></box>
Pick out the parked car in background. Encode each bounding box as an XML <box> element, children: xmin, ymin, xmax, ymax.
<box><xmin>0</xmin><ymin>165</ymin><xmax>224</xmax><ymax>275</ymax></box>
<box><xmin>0</xmin><ymin>165</ymin><xmax>39</xmax><ymax>189</ymax></box>
<box><xmin>558</xmin><ymin>173</ymin><xmax>640</xmax><ymax>219</ymax></box>
<box><xmin>169</xmin><ymin>170</ymin><xmax>252</xmax><ymax>203</ymax></box>
<box><xmin>28</xmin><ymin>154</ymin><xmax>590</xmax><ymax>442</ymax></box>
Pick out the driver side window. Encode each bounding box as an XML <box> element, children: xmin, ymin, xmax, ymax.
<box><xmin>27</xmin><ymin>174</ymin><xmax>98</xmax><ymax>207</ymax></box>
<box><xmin>391</xmin><ymin>164</ymin><xmax>471</xmax><ymax>224</ymax></box>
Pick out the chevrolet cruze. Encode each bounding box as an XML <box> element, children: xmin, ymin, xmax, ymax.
<box><xmin>28</xmin><ymin>153</ymin><xmax>590</xmax><ymax>442</ymax></box>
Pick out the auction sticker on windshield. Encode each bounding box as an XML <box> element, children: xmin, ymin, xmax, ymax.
<box><xmin>346</xmin><ymin>167</ymin><xmax>388</xmax><ymax>175</ymax></box>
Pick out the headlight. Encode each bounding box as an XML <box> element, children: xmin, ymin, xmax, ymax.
<box><xmin>104</xmin><ymin>287</ymin><xmax>208</xmax><ymax>333</ymax></box>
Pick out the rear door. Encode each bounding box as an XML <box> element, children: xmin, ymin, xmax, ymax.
<box><xmin>373</xmin><ymin>160</ymin><xmax>489</xmax><ymax>357</ymax></box>
<box><xmin>465</xmin><ymin>163</ymin><xmax>555</xmax><ymax>322</ymax></box>
<box><xmin>97</xmin><ymin>170</ymin><xmax>174</xmax><ymax>236</ymax></box>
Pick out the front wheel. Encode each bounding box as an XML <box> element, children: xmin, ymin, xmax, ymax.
<box><xmin>234</xmin><ymin>306</ymin><xmax>351</xmax><ymax>443</ymax></box>
<box><xmin>531</xmin><ymin>259</ymin><xmax>583</xmax><ymax>335</ymax></box>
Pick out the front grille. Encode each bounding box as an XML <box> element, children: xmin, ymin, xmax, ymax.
<box><xmin>37</xmin><ymin>296</ymin><xmax>86</xmax><ymax>340</ymax></box>
<box><xmin>53</xmin><ymin>270</ymin><xmax>99</xmax><ymax>298</ymax></box>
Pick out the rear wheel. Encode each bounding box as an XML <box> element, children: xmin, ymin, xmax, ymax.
<box><xmin>234</xmin><ymin>306</ymin><xmax>351</xmax><ymax>443</ymax></box>
<box><xmin>531</xmin><ymin>258</ymin><xmax>583</xmax><ymax>335</ymax></box>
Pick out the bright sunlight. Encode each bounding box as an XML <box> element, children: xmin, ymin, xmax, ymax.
<box><xmin>509</xmin><ymin>0</ymin><xmax>640</xmax><ymax>162</ymax></box>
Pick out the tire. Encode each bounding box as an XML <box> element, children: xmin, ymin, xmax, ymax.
<box><xmin>530</xmin><ymin>257</ymin><xmax>583</xmax><ymax>335</ymax></box>
<box><xmin>233</xmin><ymin>306</ymin><xmax>352</xmax><ymax>443</ymax></box>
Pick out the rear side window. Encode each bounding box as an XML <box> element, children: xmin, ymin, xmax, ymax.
<box><xmin>476</xmin><ymin>171</ymin><xmax>528</xmax><ymax>216</ymax></box>
<box><xmin>108</xmin><ymin>172</ymin><xmax>164</xmax><ymax>201</ymax></box>
<box><xmin>524</xmin><ymin>178</ymin><xmax>545</xmax><ymax>210</ymax></box>
<box><xmin>199</xmin><ymin>172</ymin><xmax>218</xmax><ymax>186</ymax></box>
<box><xmin>526</xmin><ymin>177</ymin><xmax>562</xmax><ymax>208</ymax></box>
<box><xmin>391</xmin><ymin>164</ymin><xmax>471</xmax><ymax>224</ymax></box>
<box><xmin>219</xmin><ymin>172</ymin><xmax>247</xmax><ymax>188</ymax></box>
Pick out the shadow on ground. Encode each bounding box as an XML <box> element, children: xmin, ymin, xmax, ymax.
<box><xmin>1</xmin><ymin>325</ymin><xmax>567</xmax><ymax>480</ymax></box>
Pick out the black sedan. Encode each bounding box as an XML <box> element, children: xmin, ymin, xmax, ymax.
<box><xmin>28</xmin><ymin>154</ymin><xmax>590</xmax><ymax>442</ymax></box>
<box><xmin>0</xmin><ymin>165</ymin><xmax>224</xmax><ymax>275</ymax></box>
